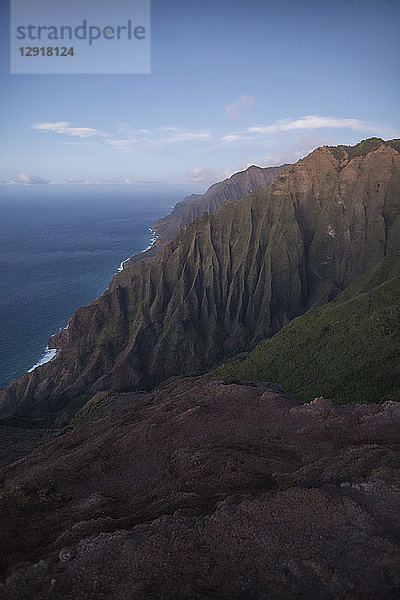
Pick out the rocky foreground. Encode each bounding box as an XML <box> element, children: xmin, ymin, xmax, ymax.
<box><xmin>1</xmin><ymin>375</ymin><xmax>400</xmax><ymax>599</ymax></box>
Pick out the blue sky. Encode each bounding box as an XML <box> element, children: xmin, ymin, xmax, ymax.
<box><xmin>1</xmin><ymin>0</ymin><xmax>399</xmax><ymax>187</ymax></box>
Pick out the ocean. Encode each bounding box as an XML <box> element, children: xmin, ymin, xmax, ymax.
<box><xmin>0</xmin><ymin>184</ymin><xmax>193</xmax><ymax>391</ymax></box>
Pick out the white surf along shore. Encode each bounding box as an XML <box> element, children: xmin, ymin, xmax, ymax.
<box><xmin>117</xmin><ymin>228</ymin><xmax>159</xmax><ymax>272</ymax></box>
<box><xmin>28</xmin><ymin>348</ymin><xmax>57</xmax><ymax>373</ymax></box>
<box><xmin>28</xmin><ymin>322</ymin><xmax>70</xmax><ymax>373</ymax></box>
<box><xmin>28</xmin><ymin>228</ymin><xmax>159</xmax><ymax>374</ymax></box>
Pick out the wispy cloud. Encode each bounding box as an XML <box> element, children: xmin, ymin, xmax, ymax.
<box><xmin>11</xmin><ymin>173</ymin><xmax>49</xmax><ymax>184</ymax></box>
<box><xmin>65</xmin><ymin>177</ymin><xmax>92</xmax><ymax>184</ymax></box>
<box><xmin>31</xmin><ymin>121</ymin><xmax>212</xmax><ymax>152</ymax></box>
<box><xmin>226</xmin><ymin>95</ymin><xmax>254</xmax><ymax>121</ymax></box>
<box><xmin>161</xmin><ymin>126</ymin><xmax>182</xmax><ymax>132</ymax></box>
<box><xmin>99</xmin><ymin>176</ymin><xmax>137</xmax><ymax>184</ymax></box>
<box><xmin>61</xmin><ymin>141</ymin><xmax>99</xmax><ymax>147</ymax></box>
<box><xmin>222</xmin><ymin>134</ymin><xmax>240</xmax><ymax>142</ymax></box>
<box><xmin>188</xmin><ymin>167</ymin><xmax>216</xmax><ymax>183</ymax></box>
<box><xmin>31</xmin><ymin>121</ymin><xmax>107</xmax><ymax>138</ymax></box>
<box><xmin>221</xmin><ymin>114</ymin><xmax>381</xmax><ymax>145</ymax></box>
<box><xmin>158</xmin><ymin>130</ymin><xmax>211</xmax><ymax>145</ymax></box>
<box><xmin>261</xmin><ymin>138</ymin><xmax>327</xmax><ymax>167</ymax></box>
<box><xmin>108</xmin><ymin>139</ymin><xmax>138</xmax><ymax>152</ymax></box>
<box><xmin>221</xmin><ymin>133</ymin><xmax>252</xmax><ymax>143</ymax></box>
<box><xmin>248</xmin><ymin>115</ymin><xmax>385</xmax><ymax>135</ymax></box>
<box><xmin>29</xmin><ymin>115</ymin><xmax>390</xmax><ymax>171</ymax></box>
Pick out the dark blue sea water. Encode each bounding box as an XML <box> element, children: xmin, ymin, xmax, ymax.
<box><xmin>0</xmin><ymin>184</ymin><xmax>193</xmax><ymax>391</ymax></box>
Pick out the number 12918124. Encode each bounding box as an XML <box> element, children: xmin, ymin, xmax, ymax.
<box><xmin>18</xmin><ymin>47</ymin><xmax>74</xmax><ymax>56</ymax></box>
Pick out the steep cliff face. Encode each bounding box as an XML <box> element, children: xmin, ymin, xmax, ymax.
<box><xmin>125</xmin><ymin>164</ymin><xmax>288</xmax><ymax>266</ymax></box>
<box><xmin>215</xmin><ymin>251</ymin><xmax>400</xmax><ymax>404</ymax></box>
<box><xmin>144</xmin><ymin>164</ymin><xmax>288</xmax><ymax>245</ymax></box>
<box><xmin>1</xmin><ymin>139</ymin><xmax>399</xmax><ymax>421</ymax></box>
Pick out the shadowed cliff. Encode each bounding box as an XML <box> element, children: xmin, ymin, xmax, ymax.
<box><xmin>1</xmin><ymin>138</ymin><xmax>399</xmax><ymax>422</ymax></box>
<box><xmin>215</xmin><ymin>250</ymin><xmax>400</xmax><ymax>403</ymax></box>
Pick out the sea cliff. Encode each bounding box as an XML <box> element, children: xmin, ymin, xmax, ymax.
<box><xmin>0</xmin><ymin>138</ymin><xmax>399</xmax><ymax>423</ymax></box>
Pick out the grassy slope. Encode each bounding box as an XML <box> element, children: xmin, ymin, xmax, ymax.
<box><xmin>214</xmin><ymin>252</ymin><xmax>400</xmax><ymax>404</ymax></box>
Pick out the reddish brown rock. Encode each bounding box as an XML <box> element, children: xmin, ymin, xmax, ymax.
<box><xmin>1</xmin><ymin>376</ymin><xmax>400</xmax><ymax>598</ymax></box>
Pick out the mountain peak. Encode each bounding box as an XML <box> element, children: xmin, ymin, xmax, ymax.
<box><xmin>325</xmin><ymin>137</ymin><xmax>400</xmax><ymax>162</ymax></box>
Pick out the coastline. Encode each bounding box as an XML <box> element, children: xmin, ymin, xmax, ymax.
<box><xmin>117</xmin><ymin>227</ymin><xmax>159</xmax><ymax>272</ymax></box>
<box><xmin>28</xmin><ymin>348</ymin><xmax>57</xmax><ymax>373</ymax></box>
<box><xmin>27</xmin><ymin>226</ymin><xmax>161</xmax><ymax>375</ymax></box>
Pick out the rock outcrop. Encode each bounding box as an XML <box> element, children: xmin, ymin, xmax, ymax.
<box><xmin>1</xmin><ymin>139</ymin><xmax>399</xmax><ymax>422</ymax></box>
<box><xmin>1</xmin><ymin>376</ymin><xmax>400</xmax><ymax>599</ymax></box>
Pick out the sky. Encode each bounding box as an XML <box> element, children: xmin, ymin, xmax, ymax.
<box><xmin>0</xmin><ymin>0</ymin><xmax>399</xmax><ymax>188</ymax></box>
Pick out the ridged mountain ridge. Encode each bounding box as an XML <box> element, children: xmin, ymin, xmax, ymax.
<box><xmin>215</xmin><ymin>250</ymin><xmax>400</xmax><ymax>404</ymax></box>
<box><xmin>153</xmin><ymin>163</ymin><xmax>289</xmax><ymax>240</ymax></box>
<box><xmin>1</xmin><ymin>139</ymin><xmax>399</xmax><ymax>422</ymax></box>
<box><xmin>125</xmin><ymin>164</ymin><xmax>288</xmax><ymax>264</ymax></box>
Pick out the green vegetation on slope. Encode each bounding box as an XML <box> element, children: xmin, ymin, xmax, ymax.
<box><xmin>214</xmin><ymin>252</ymin><xmax>400</xmax><ymax>404</ymax></box>
<box><xmin>329</xmin><ymin>137</ymin><xmax>400</xmax><ymax>162</ymax></box>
